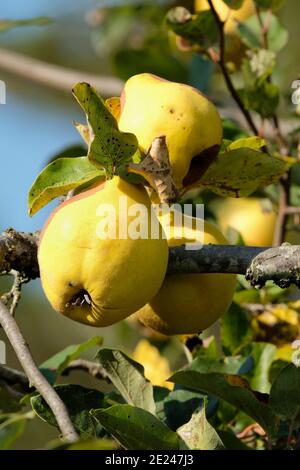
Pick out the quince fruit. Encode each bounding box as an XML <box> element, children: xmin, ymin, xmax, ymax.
<box><xmin>133</xmin><ymin>212</ymin><xmax>236</xmax><ymax>335</ymax></box>
<box><xmin>38</xmin><ymin>176</ymin><xmax>168</xmax><ymax>327</ymax></box>
<box><xmin>210</xmin><ymin>197</ymin><xmax>276</xmax><ymax>246</ymax></box>
<box><xmin>118</xmin><ymin>73</ymin><xmax>222</xmax><ymax>188</ymax></box>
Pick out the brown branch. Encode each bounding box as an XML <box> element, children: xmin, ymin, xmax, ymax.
<box><xmin>1</xmin><ymin>229</ymin><xmax>300</xmax><ymax>289</ymax></box>
<box><xmin>273</xmin><ymin>175</ymin><xmax>291</xmax><ymax>246</ymax></box>
<box><xmin>0</xmin><ymin>300</ymin><xmax>78</xmax><ymax>443</ymax></box>
<box><xmin>0</xmin><ymin>359</ymin><xmax>109</xmax><ymax>390</ymax></box>
<box><xmin>63</xmin><ymin>359</ymin><xmax>109</xmax><ymax>381</ymax></box>
<box><xmin>0</xmin><ymin>47</ymin><xmax>123</xmax><ymax>97</ymax></box>
<box><xmin>0</xmin><ymin>229</ymin><xmax>39</xmax><ymax>278</ymax></box>
<box><xmin>207</xmin><ymin>0</ymin><xmax>259</xmax><ymax>135</ymax></box>
<box><xmin>0</xmin><ymin>364</ymin><xmax>29</xmax><ymax>390</ymax></box>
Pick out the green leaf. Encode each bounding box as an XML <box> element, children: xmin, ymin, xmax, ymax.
<box><xmin>270</xmin><ymin>364</ymin><xmax>300</xmax><ymax>428</ymax></box>
<box><xmin>163</xmin><ymin>388</ymin><xmax>204</xmax><ymax>430</ymax></box>
<box><xmin>40</xmin><ymin>336</ymin><xmax>103</xmax><ymax>383</ymax></box>
<box><xmin>178</xmin><ymin>406</ymin><xmax>224</xmax><ymax>450</ymax></box>
<box><xmin>239</xmin><ymin>80</ymin><xmax>280</xmax><ymax>119</ymax></box>
<box><xmin>28</xmin><ymin>157</ymin><xmax>104</xmax><ymax>216</ymax></box>
<box><xmin>72</xmin><ymin>83</ymin><xmax>138</xmax><ymax>174</ymax></box>
<box><xmin>0</xmin><ymin>381</ymin><xmax>23</xmax><ymax>413</ymax></box>
<box><xmin>221</xmin><ymin>303</ymin><xmax>252</xmax><ymax>355</ymax></box>
<box><xmin>92</xmin><ymin>404</ymin><xmax>187</xmax><ymax>450</ymax></box>
<box><xmin>223</xmin><ymin>0</ymin><xmax>245</xmax><ymax>9</ymax></box>
<box><xmin>47</xmin><ymin>437</ymin><xmax>118</xmax><ymax>450</ymax></box>
<box><xmin>197</xmin><ymin>148</ymin><xmax>292</xmax><ymax>197</ymax></box>
<box><xmin>227</xmin><ymin>136</ymin><xmax>266</xmax><ymax>151</ymax></box>
<box><xmin>222</xmin><ymin>118</ymin><xmax>249</xmax><ymax>140</ymax></box>
<box><xmin>67</xmin><ymin>439</ymin><xmax>118</xmax><ymax>450</ymax></box>
<box><xmin>113</xmin><ymin>47</ymin><xmax>187</xmax><ymax>84</ymax></box>
<box><xmin>0</xmin><ymin>412</ymin><xmax>34</xmax><ymax>450</ymax></box>
<box><xmin>189</xmin><ymin>354</ymin><xmax>247</xmax><ymax>375</ymax></box>
<box><xmin>0</xmin><ymin>17</ymin><xmax>51</xmax><ymax>33</ymax></box>
<box><xmin>248</xmin><ymin>49</ymin><xmax>276</xmax><ymax>80</ymax></box>
<box><xmin>96</xmin><ymin>349</ymin><xmax>156</xmax><ymax>414</ymax></box>
<box><xmin>254</xmin><ymin>0</ymin><xmax>285</xmax><ymax>10</ymax></box>
<box><xmin>170</xmin><ymin>371</ymin><xmax>277</xmax><ymax>436</ymax></box>
<box><xmin>166</xmin><ymin>8</ymin><xmax>218</xmax><ymax>49</ymax></box>
<box><xmin>31</xmin><ymin>384</ymin><xmax>107</xmax><ymax>438</ymax></box>
<box><xmin>237</xmin><ymin>13</ymin><xmax>289</xmax><ymax>53</ymax></box>
<box><xmin>246</xmin><ymin>343</ymin><xmax>277</xmax><ymax>393</ymax></box>
<box><xmin>217</xmin><ymin>430</ymin><xmax>251</xmax><ymax>450</ymax></box>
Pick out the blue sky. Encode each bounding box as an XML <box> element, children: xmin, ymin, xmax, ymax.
<box><xmin>0</xmin><ymin>0</ymin><xmax>96</xmax><ymax>232</ymax></box>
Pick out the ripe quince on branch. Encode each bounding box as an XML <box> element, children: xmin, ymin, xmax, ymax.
<box><xmin>132</xmin><ymin>211</ymin><xmax>236</xmax><ymax>335</ymax></box>
<box><xmin>38</xmin><ymin>176</ymin><xmax>168</xmax><ymax>327</ymax></box>
<box><xmin>118</xmin><ymin>73</ymin><xmax>222</xmax><ymax>188</ymax></box>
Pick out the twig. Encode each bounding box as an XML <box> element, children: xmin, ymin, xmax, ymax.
<box><xmin>273</xmin><ymin>175</ymin><xmax>290</xmax><ymax>246</ymax></box>
<box><xmin>0</xmin><ymin>47</ymin><xmax>123</xmax><ymax>97</ymax></box>
<box><xmin>0</xmin><ymin>300</ymin><xmax>78</xmax><ymax>443</ymax></box>
<box><xmin>254</xmin><ymin>7</ymin><xmax>288</xmax><ymax>154</ymax></box>
<box><xmin>0</xmin><ymin>364</ymin><xmax>29</xmax><ymax>390</ymax></box>
<box><xmin>207</xmin><ymin>0</ymin><xmax>258</xmax><ymax>135</ymax></box>
<box><xmin>63</xmin><ymin>359</ymin><xmax>109</xmax><ymax>381</ymax></box>
<box><xmin>0</xmin><ymin>359</ymin><xmax>108</xmax><ymax>390</ymax></box>
<box><xmin>1</xmin><ymin>270</ymin><xmax>26</xmax><ymax>315</ymax></box>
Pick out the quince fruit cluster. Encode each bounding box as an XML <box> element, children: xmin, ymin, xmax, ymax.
<box><xmin>38</xmin><ymin>73</ymin><xmax>236</xmax><ymax>335</ymax></box>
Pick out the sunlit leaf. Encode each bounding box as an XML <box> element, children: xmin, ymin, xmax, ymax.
<box><xmin>246</xmin><ymin>343</ymin><xmax>277</xmax><ymax>393</ymax></box>
<box><xmin>197</xmin><ymin>148</ymin><xmax>293</xmax><ymax>197</ymax></box>
<box><xmin>178</xmin><ymin>406</ymin><xmax>224</xmax><ymax>450</ymax></box>
<box><xmin>28</xmin><ymin>157</ymin><xmax>104</xmax><ymax>216</ymax></box>
<box><xmin>237</xmin><ymin>13</ymin><xmax>288</xmax><ymax>52</ymax></box>
<box><xmin>72</xmin><ymin>83</ymin><xmax>138</xmax><ymax>175</ymax></box>
<box><xmin>166</xmin><ymin>8</ymin><xmax>218</xmax><ymax>49</ymax></box>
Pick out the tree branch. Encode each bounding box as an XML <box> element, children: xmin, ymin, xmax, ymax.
<box><xmin>1</xmin><ymin>229</ymin><xmax>299</xmax><ymax>289</ymax></box>
<box><xmin>0</xmin><ymin>359</ymin><xmax>108</xmax><ymax>391</ymax></box>
<box><xmin>0</xmin><ymin>364</ymin><xmax>30</xmax><ymax>390</ymax></box>
<box><xmin>0</xmin><ymin>300</ymin><xmax>78</xmax><ymax>442</ymax></box>
<box><xmin>0</xmin><ymin>47</ymin><xmax>123</xmax><ymax>97</ymax></box>
<box><xmin>0</xmin><ymin>229</ymin><xmax>39</xmax><ymax>278</ymax></box>
<box><xmin>63</xmin><ymin>359</ymin><xmax>109</xmax><ymax>381</ymax></box>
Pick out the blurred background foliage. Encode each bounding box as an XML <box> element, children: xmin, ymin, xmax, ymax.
<box><xmin>0</xmin><ymin>0</ymin><xmax>299</xmax><ymax>448</ymax></box>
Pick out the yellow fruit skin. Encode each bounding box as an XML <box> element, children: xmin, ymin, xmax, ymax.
<box><xmin>195</xmin><ymin>0</ymin><xmax>255</xmax><ymax>63</ymax></box>
<box><xmin>134</xmin><ymin>214</ymin><xmax>236</xmax><ymax>335</ymax></box>
<box><xmin>132</xmin><ymin>339</ymin><xmax>173</xmax><ymax>390</ymax></box>
<box><xmin>118</xmin><ymin>73</ymin><xmax>222</xmax><ymax>188</ymax></box>
<box><xmin>195</xmin><ymin>0</ymin><xmax>255</xmax><ymax>35</ymax></box>
<box><xmin>211</xmin><ymin>197</ymin><xmax>277</xmax><ymax>246</ymax></box>
<box><xmin>38</xmin><ymin>176</ymin><xmax>169</xmax><ymax>327</ymax></box>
